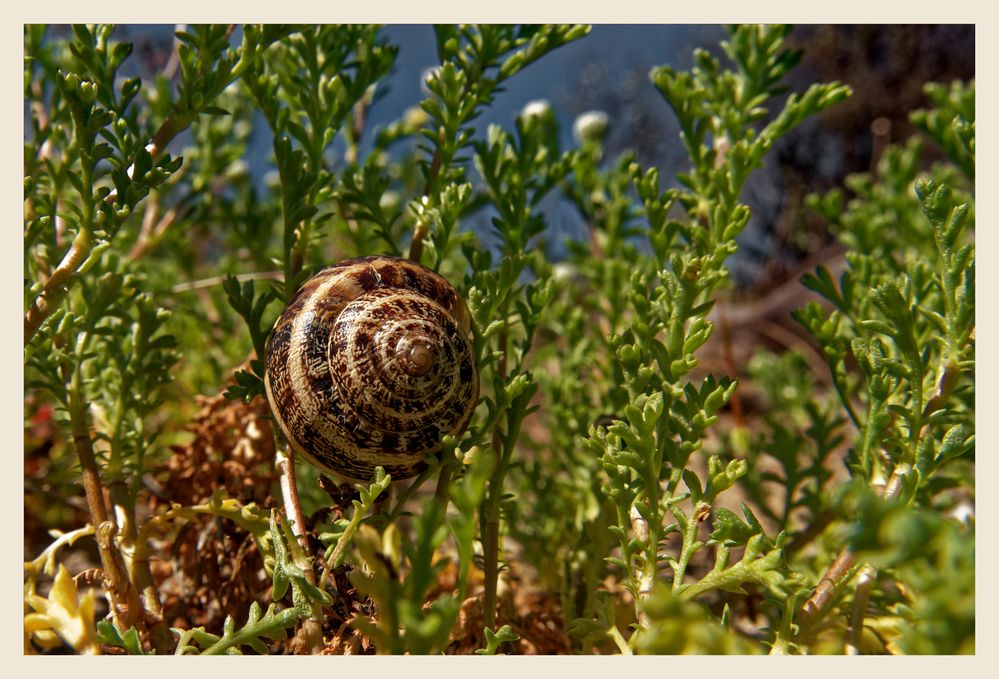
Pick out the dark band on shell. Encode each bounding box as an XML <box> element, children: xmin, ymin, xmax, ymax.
<box><xmin>264</xmin><ymin>256</ymin><xmax>478</xmax><ymax>481</ymax></box>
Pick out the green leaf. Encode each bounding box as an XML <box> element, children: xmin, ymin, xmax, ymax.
<box><xmin>476</xmin><ymin>624</ymin><xmax>521</xmax><ymax>654</ymax></box>
<box><xmin>95</xmin><ymin>620</ymin><xmax>146</xmax><ymax>655</ymax></box>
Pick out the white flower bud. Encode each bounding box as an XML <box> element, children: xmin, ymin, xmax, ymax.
<box><xmin>420</xmin><ymin>66</ymin><xmax>441</xmax><ymax>95</ymax></box>
<box><xmin>949</xmin><ymin>500</ymin><xmax>975</xmax><ymax>524</ymax></box>
<box><xmin>403</xmin><ymin>105</ymin><xmax>429</xmax><ymax>129</ymax></box>
<box><xmin>224</xmin><ymin>159</ymin><xmax>249</xmax><ymax>181</ymax></box>
<box><xmin>521</xmin><ymin>99</ymin><xmax>552</xmax><ymax>121</ymax></box>
<box><xmin>379</xmin><ymin>190</ymin><xmax>401</xmax><ymax>213</ymax></box>
<box><xmin>233</xmin><ymin>120</ymin><xmax>252</xmax><ymax>139</ymax></box>
<box><xmin>573</xmin><ymin>110</ymin><xmax>609</xmax><ymax>145</ymax></box>
<box><xmin>552</xmin><ymin>262</ymin><xmax>579</xmax><ymax>284</ymax></box>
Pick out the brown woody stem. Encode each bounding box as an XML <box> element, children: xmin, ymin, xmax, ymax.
<box><xmin>109</xmin><ymin>479</ymin><xmax>174</xmax><ymax>654</ymax></box>
<box><xmin>276</xmin><ymin>448</ymin><xmax>309</xmax><ymax>544</ymax></box>
<box><xmin>795</xmin><ymin>465</ymin><xmax>908</xmax><ymax>637</ymax></box>
<box><xmin>846</xmin><ymin>565</ymin><xmax>877</xmax><ymax>654</ymax></box>
<box><xmin>66</xmin><ymin>346</ymin><xmax>137</xmax><ymax>630</ymax></box>
<box><xmin>24</xmin><ymin>229</ymin><xmax>91</xmax><ymax>345</ymax></box>
<box><xmin>408</xmin><ymin>219</ymin><xmax>428</xmax><ymax>264</ymax></box>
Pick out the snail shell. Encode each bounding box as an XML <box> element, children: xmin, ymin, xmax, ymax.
<box><xmin>264</xmin><ymin>256</ymin><xmax>478</xmax><ymax>481</ymax></box>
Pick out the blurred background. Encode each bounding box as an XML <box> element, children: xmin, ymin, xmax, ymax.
<box><xmin>37</xmin><ymin>23</ymin><xmax>970</xmax><ymax>396</ymax></box>
<box><xmin>90</xmin><ymin>24</ymin><xmax>975</xmax><ymax>289</ymax></box>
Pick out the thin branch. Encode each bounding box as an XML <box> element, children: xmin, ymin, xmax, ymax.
<box><xmin>482</xmin><ymin>319</ymin><xmax>510</xmax><ymax>629</ymax></box>
<box><xmin>846</xmin><ymin>565</ymin><xmax>876</xmax><ymax>654</ymax></box>
<box><xmin>171</xmin><ymin>270</ymin><xmax>283</xmax><ymax>294</ymax></box>
<box><xmin>276</xmin><ymin>448</ymin><xmax>309</xmax><ymax>544</ymax></box>
<box><xmin>109</xmin><ymin>479</ymin><xmax>174</xmax><ymax>654</ymax></box>
<box><xmin>407</xmin><ymin>217</ymin><xmax>429</xmax><ymax>264</ymax></box>
<box><xmin>65</xmin><ymin>339</ymin><xmax>139</xmax><ymax>631</ymax></box>
<box><xmin>795</xmin><ymin>464</ymin><xmax>908</xmax><ymax>638</ymax></box>
<box><xmin>25</xmin><ymin>229</ymin><xmax>92</xmax><ymax>345</ymax></box>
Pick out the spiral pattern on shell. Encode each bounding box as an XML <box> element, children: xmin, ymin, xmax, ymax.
<box><xmin>264</xmin><ymin>256</ymin><xmax>478</xmax><ymax>481</ymax></box>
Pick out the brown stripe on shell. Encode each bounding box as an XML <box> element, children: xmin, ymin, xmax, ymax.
<box><xmin>263</xmin><ymin>256</ymin><xmax>478</xmax><ymax>482</ymax></box>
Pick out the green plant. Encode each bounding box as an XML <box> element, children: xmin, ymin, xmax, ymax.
<box><xmin>782</xmin><ymin>80</ymin><xmax>975</xmax><ymax>653</ymax></box>
<box><xmin>24</xmin><ymin>24</ymin><xmax>973</xmax><ymax>655</ymax></box>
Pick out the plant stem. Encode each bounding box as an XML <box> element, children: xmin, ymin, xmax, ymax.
<box><xmin>382</xmin><ymin>465</ymin><xmax>436</xmax><ymax>525</ymax></box>
<box><xmin>828</xmin><ymin>362</ymin><xmax>863</xmax><ymax>431</ymax></box>
<box><xmin>275</xmin><ymin>445</ymin><xmax>328</xmax><ymax>653</ymax></box>
<box><xmin>65</xmin><ymin>335</ymin><xmax>138</xmax><ymax>630</ymax></box>
<box><xmin>24</xmin><ymin>227</ymin><xmax>92</xmax><ymax>345</ymax></box>
<box><xmin>25</xmin><ymin>86</ymin><xmax>99</xmax><ymax>346</ymax></box>
<box><xmin>409</xmin><ymin>68</ymin><xmax>469</xmax><ymax>264</ymax></box>
<box><xmin>108</xmin><ymin>478</ymin><xmax>173</xmax><ymax>654</ymax></box>
<box><xmin>672</xmin><ymin>503</ymin><xmax>708</xmax><ymax>594</ymax></box>
<box><xmin>629</xmin><ymin>503</ymin><xmax>652</xmax><ymax>628</ymax></box>
<box><xmin>276</xmin><ymin>506</ymin><xmax>325</xmax><ymax>655</ymax></box>
<box><xmin>795</xmin><ymin>465</ymin><xmax>908</xmax><ymax>637</ymax></box>
<box><xmin>433</xmin><ymin>457</ymin><xmax>454</xmax><ymax>504</ymax></box>
<box><xmin>608</xmin><ymin>625</ymin><xmax>633</xmax><ymax>655</ymax></box>
<box><xmin>276</xmin><ymin>447</ymin><xmax>308</xmax><ymax>544</ymax></box>
<box><xmin>408</xmin><ymin>217</ymin><xmax>429</xmax><ymax>264</ymax></box>
<box><xmin>846</xmin><ymin>565</ymin><xmax>876</xmax><ymax>654</ymax></box>
<box><xmin>481</xmin><ymin>446</ymin><xmax>503</xmax><ymax>629</ymax></box>
<box><xmin>344</xmin><ymin>90</ymin><xmax>371</xmax><ymax>166</ymax></box>
<box><xmin>482</xmin><ymin>319</ymin><xmax>510</xmax><ymax>628</ymax></box>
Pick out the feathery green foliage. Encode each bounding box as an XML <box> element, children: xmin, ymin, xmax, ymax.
<box><xmin>24</xmin><ymin>24</ymin><xmax>973</xmax><ymax>655</ymax></box>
